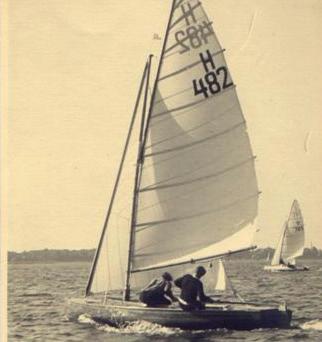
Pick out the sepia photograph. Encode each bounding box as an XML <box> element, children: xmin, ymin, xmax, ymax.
<box><xmin>2</xmin><ymin>0</ymin><xmax>322</xmax><ymax>341</ymax></box>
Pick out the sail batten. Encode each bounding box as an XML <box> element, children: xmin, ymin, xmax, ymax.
<box><xmin>140</xmin><ymin>157</ymin><xmax>256</xmax><ymax>192</ymax></box>
<box><xmin>169</xmin><ymin>2</ymin><xmax>202</xmax><ymax>30</ymax></box>
<box><xmin>136</xmin><ymin>191</ymin><xmax>259</xmax><ymax>228</ymax></box>
<box><xmin>132</xmin><ymin>223</ymin><xmax>257</xmax><ymax>273</ymax></box>
<box><xmin>152</xmin><ymin>85</ymin><xmax>235</xmax><ymax>118</ymax></box>
<box><xmin>144</xmin><ymin>121</ymin><xmax>245</xmax><ymax>158</ymax></box>
<box><xmin>159</xmin><ymin>49</ymin><xmax>225</xmax><ymax>82</ymax></box>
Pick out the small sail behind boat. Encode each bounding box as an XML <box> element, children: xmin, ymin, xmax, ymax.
<box><xmin>204</xmin><ymin>259</ymin><xmax>245</xmax><ymax>301</ymax></box>
<box><xmin>214</xmin><ymin>259</ymin><xmax>229</xmax><ymax>291</ymax></box>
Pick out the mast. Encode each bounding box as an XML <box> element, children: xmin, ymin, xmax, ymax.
<box><xmin>123</xmin><ymin>54</ymin><xmax>153</xmax><ymax>300</ymax></box>
<box><xmin>85</xmin><ymin>60</ymin><xmax>149</xmax><ymax>297</ymax></box>
<box><xmin>123</xmin><ymin>0</ymin><xmax>177</xmax><ymax>301</ymax></box>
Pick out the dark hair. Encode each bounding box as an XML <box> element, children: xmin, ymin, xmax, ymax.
<box><xmin>162</xmin><ymin>272</ymin><xmax>173</xmax><ymax>281</ymax></box>
<box><xmin>195</xmin><ymin>266</ymin><xmax>206</xmax><ymax>277</ymax></box>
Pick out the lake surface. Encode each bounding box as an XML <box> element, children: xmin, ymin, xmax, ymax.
<box><xmin>8</xmin><ymin>260</ymin><xmax>322</xmax><ymax>341</ymax></box>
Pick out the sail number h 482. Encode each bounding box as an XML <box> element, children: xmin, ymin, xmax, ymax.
<box><xmin>193</xmin><ymin>50</ymin><xmax>233</xmax><ymax>98</ymax></box>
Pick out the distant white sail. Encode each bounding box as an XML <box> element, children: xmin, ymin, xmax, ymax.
<box><xmin>271</xmin><ymin>200</ymin><xmax>305</xmax><ymax>266</ymax></box>
<box><xmin>214</xmin><ymin>259</ymin><xmax>229</xmax><ymax>291</ymax></box>
<box><xmin>281</xmin><ymin>200</ymin><xmax>305</xmax><ymax>262</ymax></box>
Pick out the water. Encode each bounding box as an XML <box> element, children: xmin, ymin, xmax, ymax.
<box><xmin>8</xmin><ymin>260</ymin><xmax>322</xmax><ymax>341</ymax></box>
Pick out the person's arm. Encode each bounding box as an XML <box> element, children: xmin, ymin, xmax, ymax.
<box><xmin>164</xmin><ymin>282</ymin><xmax>178</xmax><ymax>302</ymax></box>
<box><xmin>198</xmin><ymin>281</ymin><xmax>214</xmax><ymax>303</ymax></box>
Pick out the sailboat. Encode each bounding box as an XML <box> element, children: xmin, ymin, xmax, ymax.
<box><xmin>210</xmin><ymin>259</ymin><xmax>245</xmax><ymax>303</ymax></box>
<box><xmin>266</xmin><ymin>252</ymin><xmax>271</xmax><ymax>262</ymax></box>
<box><xmin>66</xmin><ymin>0</ymin><xmax>292</xmax><ymax>330</ymax></box>
<box><xmin>264</xmin><ymin>200</ymin><xmax>309</xmax><ymax>272</ymax></box>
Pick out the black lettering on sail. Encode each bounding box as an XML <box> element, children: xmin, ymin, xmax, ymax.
<box><xmin>200</xmin><ymin>49</ymin><xmax>216</xmax><ymax>72</ymax></box>
<box><xmin>181</xmin><ymin>3</ymin><xmax>197</xmax><ymax>26</ymax></box>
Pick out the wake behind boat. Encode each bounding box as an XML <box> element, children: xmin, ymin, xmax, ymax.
<box><xmin>264</xmin><ymin>200</ymin><xmax>309</xmax><ymax>272</ymax></box>
<box><xmin>67</xmin><ymin>0</ymin><xmax>292</xmax><ymax>330</ymax></box>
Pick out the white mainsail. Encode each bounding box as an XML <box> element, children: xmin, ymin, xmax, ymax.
<box><xmin>271</xmin><ymin>200</ymin><xmax>305</xmax><ymax>266</ymax></box>
<box><xmin>87</xmin><ymin>0</ymin><xmax>259</xmax><ymax>296</ymax></box>
<box><xmin>281</xmin><ymin>200</ymin><xmax>305</xmax><ymax>263</ymax></box>
<box><xmin>133</xmin><ymin>0</ymin><xmax>259</xmax><ymax>276</ymax></box>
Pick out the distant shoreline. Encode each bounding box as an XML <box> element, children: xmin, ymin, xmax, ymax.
<box><xmin>8</xmin><ymin>247</ymin><xmax>322</xmax><ymax>264</ymax></box>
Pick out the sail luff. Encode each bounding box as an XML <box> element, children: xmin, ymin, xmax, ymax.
<box><xmin>85</xmin><ymin>61</ymin><xmax>149</xmax><ymax>296</ymax></box>
<box><xmin>124</xmin><ymin>55</ymin><xmax>153</xmax><ymax>300</ymax></box>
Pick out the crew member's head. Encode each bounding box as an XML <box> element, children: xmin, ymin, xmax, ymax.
<box><xmin>162</xmin><ymin>272</ymin><xmax>173</xmax><ymax>281</ymax></box>
<box><xmin>195</xmin><ymin>265</ymin><xmax>207</xmax><ymax>279</ymax></box>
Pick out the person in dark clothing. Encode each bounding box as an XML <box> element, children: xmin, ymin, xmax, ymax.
<box><xmin>139</xmin><ymin>272</ymin><xmax>177</xmax><ymax>307</ymax></box>
<box><xmin>174</xmin><ymin>266</ymin><xmax>214</xmax><ymax>311</ymax></box>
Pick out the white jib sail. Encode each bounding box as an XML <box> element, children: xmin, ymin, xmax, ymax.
<box><xmin>132</xmin><ymin>0</ymin><xmax>259</xmax><ymax>280</ymax></box>
<box><xmin>271</xmin><ymin>223</ymin><xmax>286</xmax><ymax>266</ymax></box>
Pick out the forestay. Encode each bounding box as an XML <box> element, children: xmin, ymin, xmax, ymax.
<box><xmin>132</xmin><ymin>0</ymin><xmax>259</xmax><ymax>275</ymax></box>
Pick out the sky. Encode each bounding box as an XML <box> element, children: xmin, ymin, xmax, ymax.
<box><xmin>3</xmin><ymin>0</ymin><xmax>322</xmax><ymax>251</ymax></box>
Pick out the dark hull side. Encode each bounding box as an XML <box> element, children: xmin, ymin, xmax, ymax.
<box><xmin>66</xmin><ymin>298</ymin><xmax>292</xmax><ymax>331</ymax></box>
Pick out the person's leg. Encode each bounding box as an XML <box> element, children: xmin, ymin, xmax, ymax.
<box><xmin>139</xmin><ymin>292</ymin><xmax>154</xmax><ymax>306</ymax></box>
<box><xmin>158</xmin><ymin>296</ymin><xmax>171</xmax><ymax>305</ymax></box>
<box><xmin>141</xmin><ymin>293</ymin><xmax>171</xmax><ymax>307</ymax></box>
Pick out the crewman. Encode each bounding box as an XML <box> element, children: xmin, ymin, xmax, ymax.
<box><xmin>175</xmin><ymin>265</ymin><xmax>214</xmax><ymax>310</ymax></box>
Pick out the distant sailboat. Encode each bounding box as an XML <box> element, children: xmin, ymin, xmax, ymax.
<box><xmin>264</xmin><ymin>200</ymin><xmax>309</xmax><ymax>272</ymax></box>
<box><xmin>211</xmin><ymin>259</ymin><xmax>245</xmax><ymax>302</ymax></box>
<box><xmin>214</xmin><ymin>259</ymin><xmax>230</xmax><ymax>292</ymax></box>
<box><xmin>266</xmin><ymin>252</ymin><xmax>271</xmax><ymax>262</ymax></box>
<box><xmin>67</xmin><ymin>0</ymin><xmax>292</xmax><ymax>330</ymax></box>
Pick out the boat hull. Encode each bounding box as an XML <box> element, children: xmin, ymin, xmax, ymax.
<box><xmin>264</xmin><ymin>264</ymin><xmax>309</xmax><ymax>272</ymax></box>
<box><xmin>66</xmin><ymin>298</ymin><xmax>292</xmax><ymax>330</ymax></box>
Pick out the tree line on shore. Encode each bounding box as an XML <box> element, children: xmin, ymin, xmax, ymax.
<box><xmin>8</xmin><ymin>247</ymin><xmax>322</xmax><ymax>263</ymax></box>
